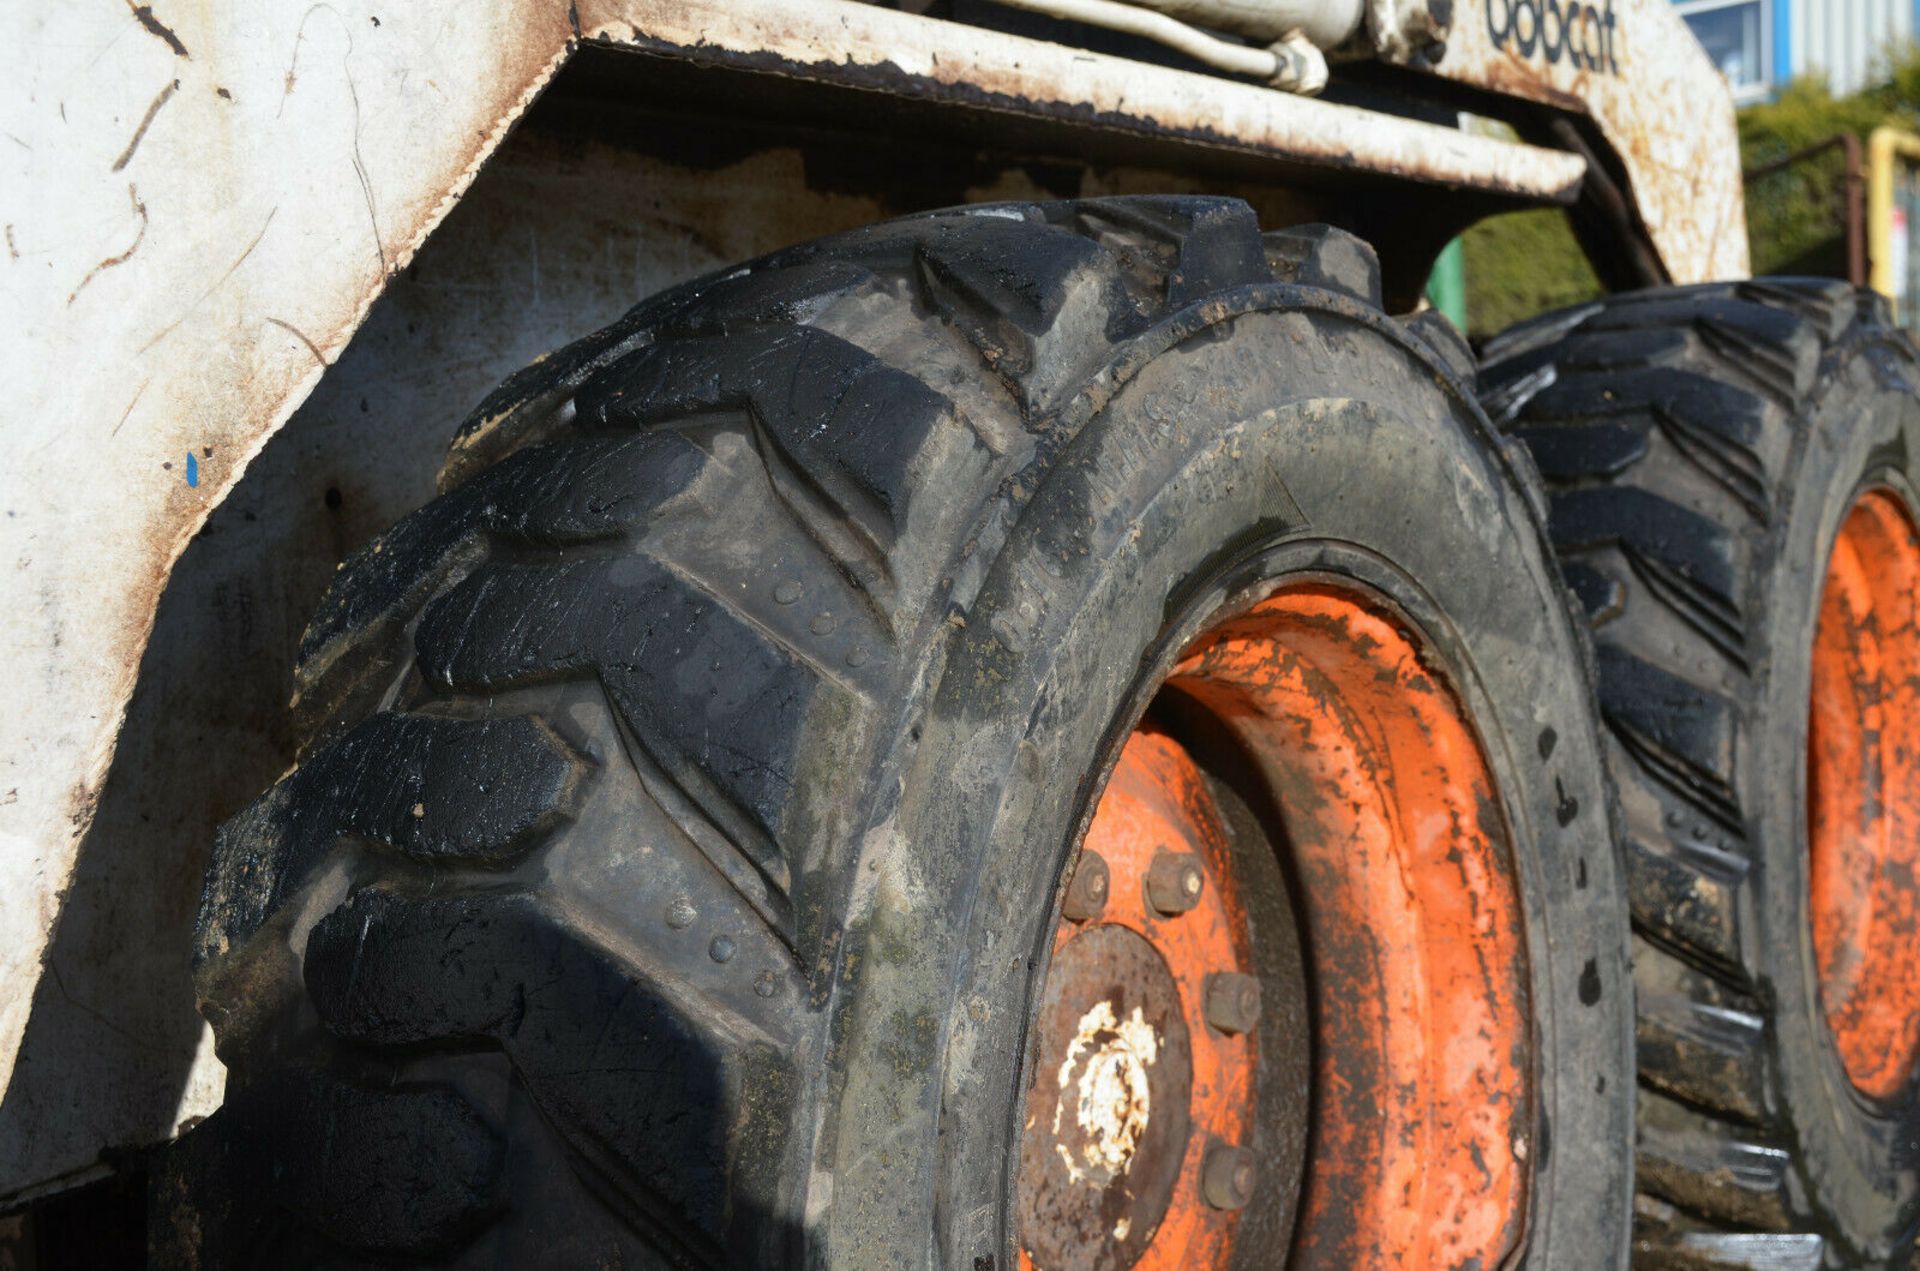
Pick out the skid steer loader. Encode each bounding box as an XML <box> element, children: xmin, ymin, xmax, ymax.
<box><xmin>2</xmin><ymin>0</ymin><xmax>1915</xmax><ymax>1264</ymax></box>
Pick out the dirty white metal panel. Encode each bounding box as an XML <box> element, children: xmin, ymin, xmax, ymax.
<box><xmin>1425</xmin><ymin>0</ymin><xmax>1751</xmax><ymax>280</ymax></box>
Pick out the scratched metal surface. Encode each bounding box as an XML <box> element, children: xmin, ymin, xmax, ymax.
<box><xmin>0</xmin><ymin>0</ymin><xmax>1706</xmax><ymax>1203</ymax></box>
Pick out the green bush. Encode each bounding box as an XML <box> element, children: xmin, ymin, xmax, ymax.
<box><xmin>1747</xmin><ymin>44</ymin><xmax>1920</xmax><ymax>151</ymax></box>
<box><xmin>1740</xmin><ymin>67</ymin><xmax>1917</xmax><ymax>275</ymax></box>
<box><xmin>1461</xmin><ymin>209</ymin><xmax>1602</xmax><ymax>338</ymax></box>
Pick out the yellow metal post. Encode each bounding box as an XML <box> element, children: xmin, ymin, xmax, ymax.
<box><xmin>1868</xmin><ymin>126</ymin><xmax>1920</xmax><ymax>322</ymax></box>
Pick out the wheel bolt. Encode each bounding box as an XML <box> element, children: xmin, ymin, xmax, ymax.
<box><xmin>1204</xmin><ymin>972</ymin><xmax>1262</xmax><ymax>1034</ymax></box>
<box><xmin>1201</xmin><ymin>1143</ymin><xmax>1256</xmax><ymax>1210</ymax></box>
<box><xmin>1061</xmin><ymin>851</ymin><xmax>1110</xmax><ymax>922</ymax></box>
<box><xmin>1145</xmin><ymin>851</ymin><xmax>1205</xmax><ymax>915</ymax></box>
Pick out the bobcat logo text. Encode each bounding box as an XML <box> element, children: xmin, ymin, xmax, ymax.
<box><xmin>1487</xmin><ymin>0</ymin><xmax>1621</xmax><ymax>74</ymax></box>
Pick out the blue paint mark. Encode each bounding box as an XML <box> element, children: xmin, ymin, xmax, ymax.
<box><xmin>185</xmin><ymin>451</ymin><xmax>198</xmax><ymax>487</ymax></box>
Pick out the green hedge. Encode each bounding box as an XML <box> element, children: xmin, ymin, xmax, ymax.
<box><xmin>1461</xmin><ymin>209</ymin><xmax>1602</xmax><ymax>337</ymax></box>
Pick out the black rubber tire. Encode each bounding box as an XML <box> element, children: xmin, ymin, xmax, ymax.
<box><xmin>1482</xmin><ymin>281</ymin><xmax>1920</xmax><ymax>1266</ymax></box>
<box><xmin>156</xmin><ymin>198</ymin><xmax>1634</xmax><ymax>1267</ymax></box>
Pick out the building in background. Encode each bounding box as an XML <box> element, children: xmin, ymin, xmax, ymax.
<box><xmin>1678</xmin><ymin>0</ymin><xmax>1914</xmax><ymax>102</ymax></box>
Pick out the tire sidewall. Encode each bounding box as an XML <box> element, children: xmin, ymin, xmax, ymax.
<box><xmin>816</xmin><ymin>297</ymin><xmax>1634</xmax><ymax>1268</ymax></box>
<box><xmin>1752</xmin><ymin>337</ymin><xmax>1920</xmax><ymax>1255</ymax></box>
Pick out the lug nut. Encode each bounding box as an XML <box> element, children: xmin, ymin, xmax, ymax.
<box><xmin>1145</xmin><ymin>851</ymin><xmax>1205</xmax><ymax>915</ymax></box>
<box><xmin>1061</xmin><ymin>851</ymin><xmax>1110</xmax><ymax>922</ymax></box>
<box><xmin>1204</xmin><ymin>972</ymin><xmax>1262</xmax><ymax>1034</ymax></box>
<box><xmin>1201</xmin><ymin>1143</ymin><xmax>1256</xmax><ymax>1210</ymax></box>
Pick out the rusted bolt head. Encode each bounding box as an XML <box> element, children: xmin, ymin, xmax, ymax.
<box><xmin>1204</xmin><ymin>972</ymin><xmax>1262</xmax><ymax>1035</ymax></box>
<box><xmin>1061</xmin><ymin>851</ymin><xmax>1111</xmax><ymax>922</ymax></box>
<box><xmin>1201</xmin><ymin>1143</ymin><xmax>1256</xmax><ymax>1210</ymax></box>
<box><xmin>1145</xmin><ymin>851</ymin><xmax>1205</xmax><ymax>915</ymax></box>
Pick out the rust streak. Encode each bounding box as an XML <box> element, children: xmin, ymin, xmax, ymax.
<box><xmin>111</xmin><ymin>79</ymin><xmax>178</xmax><ymax>173</ymax></box>
<box><xmin>68</xmin><ymin>184</ymin><xmax>147</xmax><ymax>305</ymax></box>
<box><xmin>137</xmin><ymin>206</ymin><xmax>277</xmax><ymax>355</ymax></box>
<box><xmin>279</xmin><ymin>4</ymin><xmax>329</xmax><ymax>112</ymax></box>
<box><xmin>265</xmin><ymin>316</ymin><xmax>328</xmax><ymax>368</ymax></box>
<box><xmin>344</xmin><ymin>67</ymin><xmax>387</xmax><ymax>277</ymax></box>
<box><xmin>110</xmin><ymin>380</ymin><xmax>149</xmax><ymax>439</ymax></box>
<box><xmin>277</xmin><ymin>5</ymin><xmax>385</xmax><ymax>274</ymax></box>
<box><xmin>124</xmin><ymin>0</ymin><xmax>189</xmax><ymax>58</ymax></box>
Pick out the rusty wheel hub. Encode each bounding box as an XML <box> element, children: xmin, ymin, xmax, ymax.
<box><xmin>1017</xmin><ymin>924</ymin><xmax>1195</xmax><ymax>1268</ymax></box>
<box><xmin>1017</xmin><ymin>728</ymin><xmax>1266</xmax><ymax>1270</ymax></box>
<box><xmin>1809</xmin><ymin>487</ymin><xmax>1920</xmax><ymax>1101</ymax></box>
<box><xmin>1017</xmin><ymin>581</ymin><xmax>1534</xmax><ymax>1268</ymax></box>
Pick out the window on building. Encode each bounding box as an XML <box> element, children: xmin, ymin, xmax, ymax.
<box><xmin>1676</xmin><ymin>0</ymin><xmax>1771</xmax><ymax>101</ymax></box>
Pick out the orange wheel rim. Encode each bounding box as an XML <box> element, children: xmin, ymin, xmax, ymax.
<box><xmin>1809</xmin><ymin>488</ymin><xmax>1920</xmax><ymax>1101</ymax></box>
<box><xmin>1017</xmin><ymin>581</ymin><xmax>1533</xmax><ymax>1268</ymax></box>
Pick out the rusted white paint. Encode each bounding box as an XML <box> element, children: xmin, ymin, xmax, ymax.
<box><xmin>616</xmin><ymin>0</ymin><xmax>1587</xmax><ymax>198</ymax></box>
<box><xmin>1053</xmin><ymin>1000</ymin><xmax>1160</xmax><ymax>1185</ymax></box>
<box><xmin>1423</xmin><ymin>0</ymin><xmax>1751</xmax><ymax>280</ymax></box>
<box><xmin>0</xmin><ymin>0</ymin><xmax>1723</xmax><ymax>1201</ymax></box>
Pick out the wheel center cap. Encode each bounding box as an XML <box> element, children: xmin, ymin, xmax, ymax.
<box><xmin>1054</xmin><ymin>998</ymin><xmax>1160</xmax><ymax>1185</ymax></box>
<box><xmin>1018</xmin><ymin>924</ymin><xmax>1192</xmax><ymax>1270</ymax></box>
